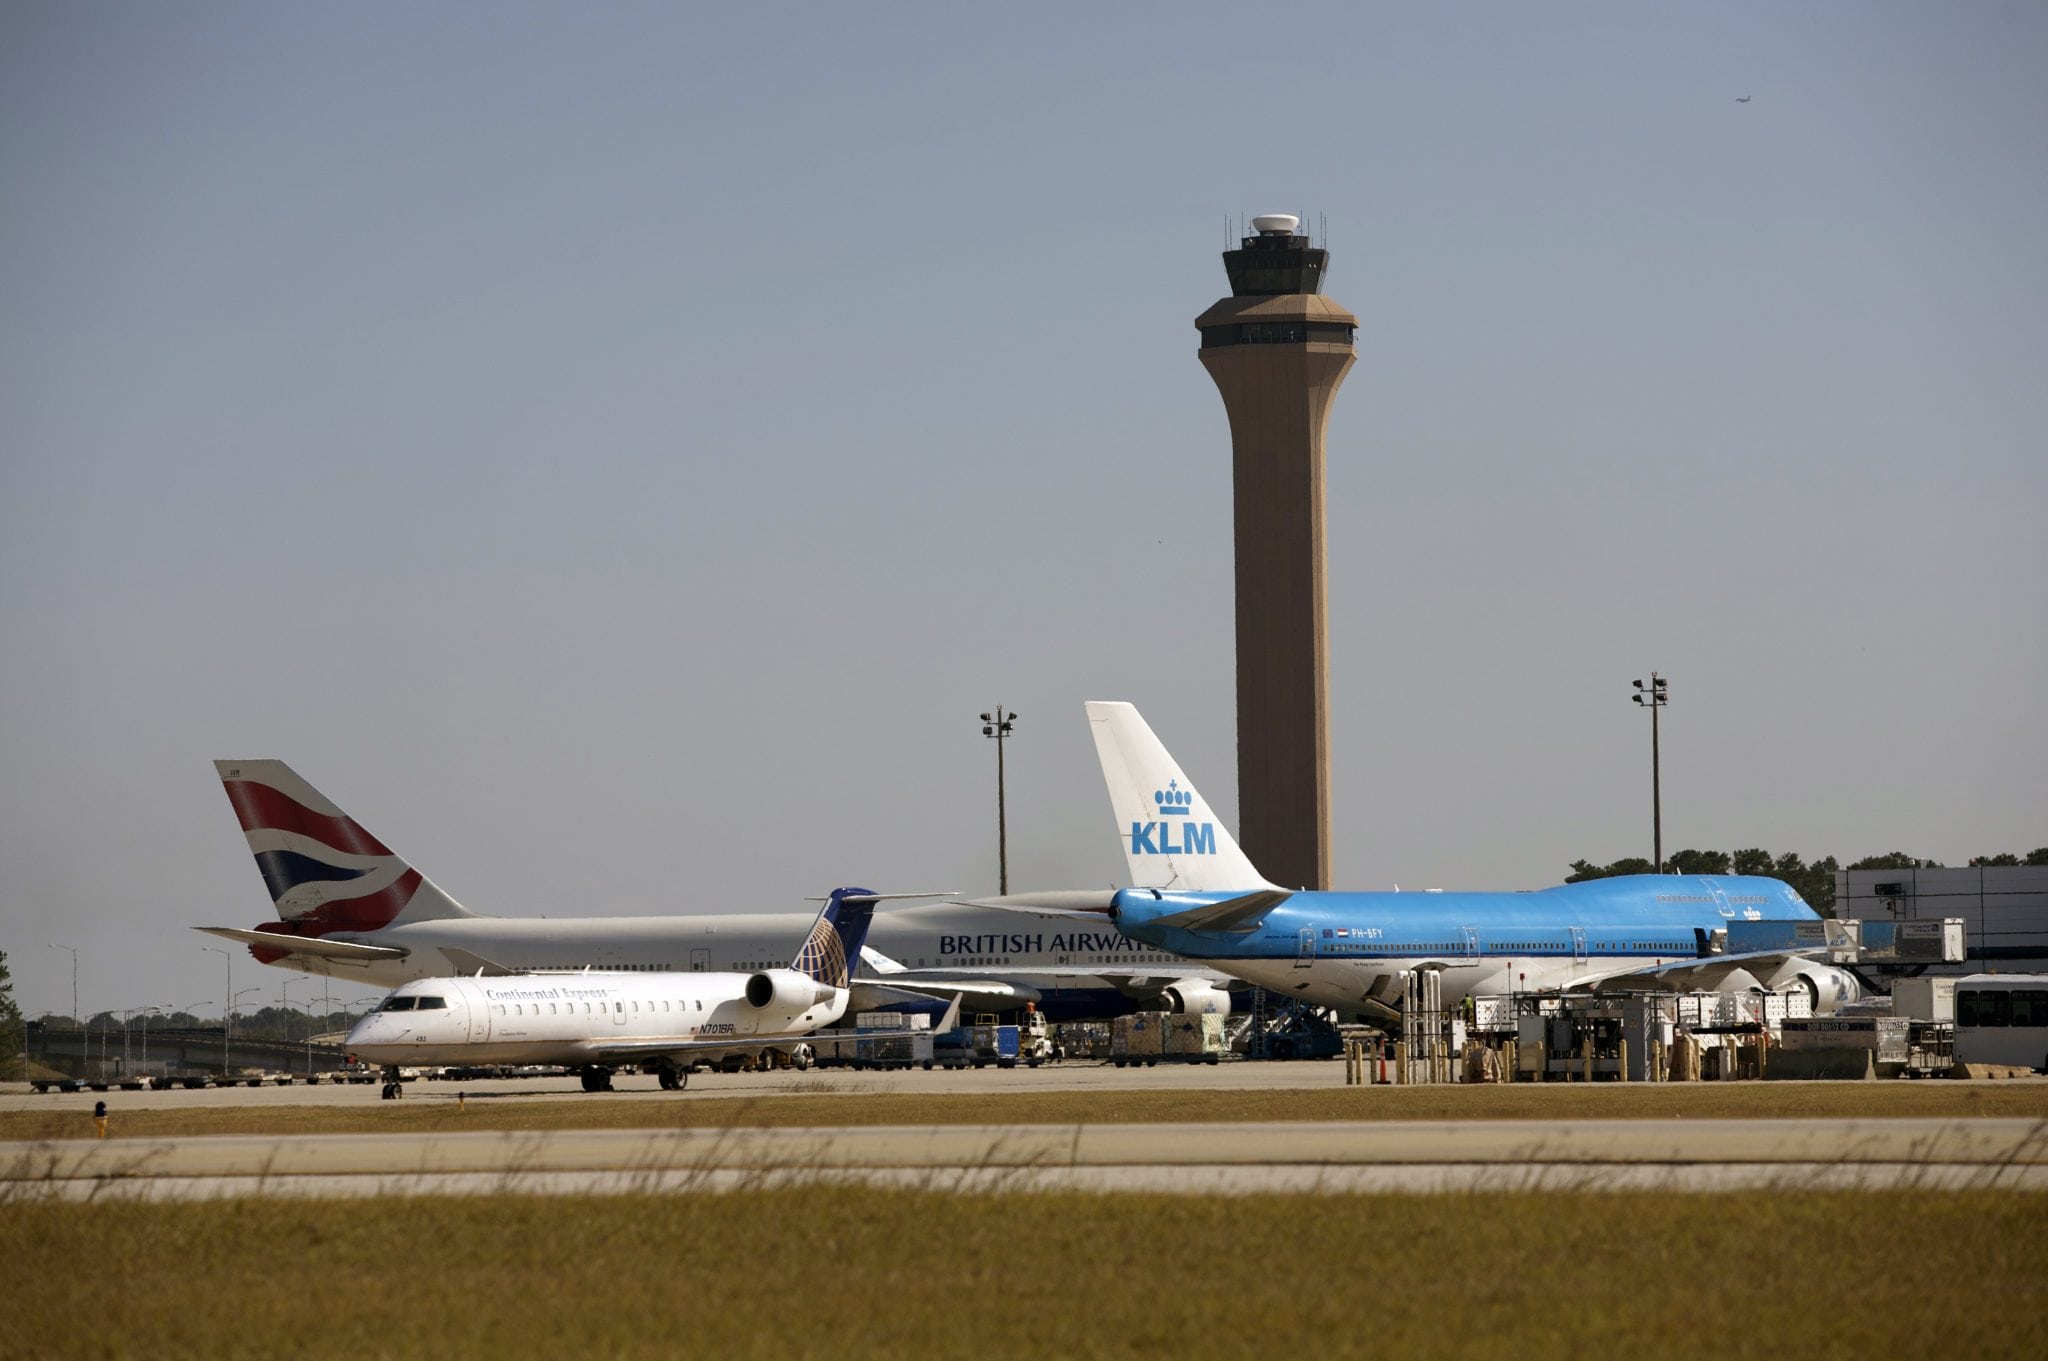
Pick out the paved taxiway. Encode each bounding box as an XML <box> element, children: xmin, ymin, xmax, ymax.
<box><xmin>2</xmin><ymin>1061</ymin><xmax>1353</xmax><ymax>1111</ymax></box>
<box><xmin>7</xmin><ymin>1116</ymin><xmax>2043</xmax><ymax>1198</ymax></box>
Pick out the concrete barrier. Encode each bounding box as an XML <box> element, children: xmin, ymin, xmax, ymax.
<box><xmin>1763</xmin><ymin>1048</ymin><xmax>1876</xmax><ymax>1081</ymax></box>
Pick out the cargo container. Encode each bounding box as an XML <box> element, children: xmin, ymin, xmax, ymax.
<box><xmin>1162</xmin><ymin>1013</ymin><xmax>1225</xmax><ymax>1063</ymax></box>
<box><xmin>1112</xmin><ymin>1012</ymin><xmax>1167</xmax><ymax>1066</ymax></box>
<box><xmin>1890</xmin><ymin>977</ymin><xmax>1957</xmax><ymax>1022</ymax></box>
<box><xmin>1780</xmin><ymin>1016</ymin><xmax>1912</xmax><ymax>1071</ymax></box>
<box><xmin>856</xmin><ymin>1031</ymin><xmax>935</xmax><ymax>1069</ymax></box>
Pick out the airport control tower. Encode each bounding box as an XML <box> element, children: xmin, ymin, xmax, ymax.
<box><xmin>1196</xmin><ymin>213</ymin><xmax>1356</xmax><ymax>891</ymax></box>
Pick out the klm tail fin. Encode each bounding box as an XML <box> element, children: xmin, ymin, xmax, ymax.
<box><xmin>790</xmin><ymin>887</ymin><xmax>881</xmax><ymax>989</ymax></box>
<box><xmin>215</xmin><ymin>760</ymin><xmax>474</xmax><ymax>935</ymax></box>
<box><xmin>1084</xmin><ymin>702</ymin><xmax>1275</xmax><ymax>893</ymax></box>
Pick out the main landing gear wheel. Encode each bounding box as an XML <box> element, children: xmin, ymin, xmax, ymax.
<box><xmin>657</xmin><ymin>1067</ymin><xmax>688</xmax><ymax>1091</ymax></box>
<box><xmin>579</xmin><ymin>1067</ymin><xmax>615</xmax><ymax>1093</ymax></box>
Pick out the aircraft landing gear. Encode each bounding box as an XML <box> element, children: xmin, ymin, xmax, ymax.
<box><xmin>656</xmin><ymin>1064</ymin><xmax>688</xmax><ymax>1092</ymax></box>
<box><xmin>379</xmin><ymin>1066</ymin><xmax>404</xmax><ymax>1100</ymax></box>
<box><xmin>578</xmin><ymin>1066</ymin><xmax>615</xmax><ymax>1093</ymax></box>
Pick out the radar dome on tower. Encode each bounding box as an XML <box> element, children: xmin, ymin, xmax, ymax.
<box><xmin>1250</xmin><ymin>214</ymin><xmax>1300</xmax><ymax>235</ymax></box>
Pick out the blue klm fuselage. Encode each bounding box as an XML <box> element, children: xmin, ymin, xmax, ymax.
<box><xmin>1113</xmin><ymin>874</ymin><xmax>1817</xmax><ymax>971</ymax></box>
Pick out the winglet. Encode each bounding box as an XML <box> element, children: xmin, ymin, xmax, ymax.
<box><xmin>859</xmin><ymin>945</ymin><xmax>907</xmax><ymax>976</ymax></box>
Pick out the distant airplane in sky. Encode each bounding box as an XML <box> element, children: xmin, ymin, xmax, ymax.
<box><xmin>979</xmin><ymin>702</ymin><xmax>1861</xmax><ymax>1026</ymax></box>
<box><xmin>1736</xmin><ymin>95</ymin><xmax>1752</xmax><ymax>103</ymax></box>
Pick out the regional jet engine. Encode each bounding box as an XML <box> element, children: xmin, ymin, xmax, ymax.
<box><xmin>746</xmin><ymin>969</ymin><xmax>833</xmax><ymax>1011</ymax></box>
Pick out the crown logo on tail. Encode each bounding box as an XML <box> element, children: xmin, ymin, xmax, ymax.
<box><xmin>1154</xmin><ymin>781</ymin><xmax>1193</xmax><ymax>816</ymax></box>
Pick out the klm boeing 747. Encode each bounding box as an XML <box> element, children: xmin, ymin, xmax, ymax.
<box><xmin>975</xmin><ymin>703</ymin><xmax>1860</xmax><ymax>1024</ymax></box>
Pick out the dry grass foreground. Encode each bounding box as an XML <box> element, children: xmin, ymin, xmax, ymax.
<box><xmin>3</xmin><ymin>1187</ymin><xmax>2042</xmax><ymax>1361</ymax></box>
<box><xmin>4</xmin><ymin>1080</ymin><xmax>2044</xmax><ymax>1142</ymax></box>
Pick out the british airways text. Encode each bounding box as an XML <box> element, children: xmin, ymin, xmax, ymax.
<box><xmin>936</xmin><ymin>931</ymin><xmax>1144</xmax><ymax>956</ymax></box>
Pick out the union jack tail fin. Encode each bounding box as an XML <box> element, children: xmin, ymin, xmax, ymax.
<box><xmin>215</xmin><ymin>760</ymin><xmax>474</xmax><ymax>935</ymax></box>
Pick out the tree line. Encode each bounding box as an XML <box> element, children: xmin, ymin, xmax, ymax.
<box><xmin>1565</xmin><ymin>847</ymin><xmax>2048</xmax><ymax>916</ymax></box>
<box><xmin>24</xmin><ymin>1004</ymin><xmax>364</xmax><ymax>1043</ymax></box>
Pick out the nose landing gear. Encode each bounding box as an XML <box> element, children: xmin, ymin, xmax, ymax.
<box><xmin>655</xmin><ymin>1062</ymin><xmax>688</xmax><ymax>1091</ymax></box>
<box><xmin>379</xmin><ymin>1066</ymin><xmax>404</xmax><ymax>1100</ymax></box>
<box><xmin>577</xmin><ymin>1066</ymin><xmax>616</xmax><ymax>1093</ymax></box>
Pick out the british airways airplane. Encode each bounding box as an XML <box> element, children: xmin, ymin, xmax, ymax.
<box><xmin>985</xmin><ymin>702</ymin><xmax>1861</xmax><ymax>1024</ymax></box>
<box><xmin>198</xmin><ymin>760</ymin><xmax>1235</xmax><ymax>1020</ymax></box>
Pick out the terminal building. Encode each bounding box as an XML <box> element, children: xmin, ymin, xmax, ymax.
<box><xmin>1835</xmin><ymin>865</ymin><xmax>2048</xmax><ymax>976</ymax></box>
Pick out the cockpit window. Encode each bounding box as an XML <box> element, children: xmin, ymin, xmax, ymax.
<box><xmin>415</xmin><ymin>996</ymin><xmax>449</xmax><ymax>1010</ymax></box>
<box><xmin>380</xmin><ymin>996</ymin><xmax>417</xmax><ymax>1011</ymax></box>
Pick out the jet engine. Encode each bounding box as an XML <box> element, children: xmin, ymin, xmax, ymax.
<box><xmin>1764</xmin><ymin>958</ymin><xmax>1863</xmax><ymax>1014</ymax></box>
<box><xmin>1151</xmin><ymin>981</ymin><xmax>1233</xmax><ymax>1017</ymax></box>
<box><xmin>746</xmin><ymin>969</ymin><xmax>833</xmax><ymax>1011</ymax></box>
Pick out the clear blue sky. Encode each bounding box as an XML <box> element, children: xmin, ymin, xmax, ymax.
<box><xmin>4</xmin><ymin>2</ymin><xmax>2043</xmax><ymax>1017</ymax></box>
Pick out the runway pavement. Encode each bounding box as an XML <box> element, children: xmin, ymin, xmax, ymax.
<box><xmin>19</xmin><ymin>1061</ymin><xmax>2039</xmax><ymax>1113</ymax></box>
<box><xmin>1</xmin><ymin>1060</ymin><xmax>1354</xmax><ymax>1111</ymax></box>
<box><xmin>7</xmin><ymin>1117</ymin><xmax>2044</xmax><ymax>1198</ymax></box>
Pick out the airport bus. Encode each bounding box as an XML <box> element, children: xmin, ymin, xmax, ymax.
<box><xmin>1952</xmin><ymin>974</ymin><xmax>2048</xmax><ymax>1071</ymax></box>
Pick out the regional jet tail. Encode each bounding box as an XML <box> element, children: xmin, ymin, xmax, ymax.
<box><xmin>1086</xmin><ymin>701</ymin><xmax>1277</xmax><ymax>894</ymax></box>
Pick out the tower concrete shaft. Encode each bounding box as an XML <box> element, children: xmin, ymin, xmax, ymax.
<box><xmin>1196</xmin><ymin>220</ymin><xmax>1355</xmax><ymax>891</ymax></box>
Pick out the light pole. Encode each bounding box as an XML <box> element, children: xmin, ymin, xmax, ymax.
<box><xmin>117</xmin><ymin>1006</ymin><xmax>153</xmax><ymax>1076</ymax></box>
<box><xmin>118</xmin><ymin>1005</ymin><xmax>166</xmax><ymax>1077</ymax></box>
<box><xmin>278</xmin><ymin>978</ymin><xmax>306</xmax><ymax>1077</ymax></box>
<box><xmin>46</xmin><ymin>943</ymin><xmax>78</xmax><ymax>1065</ymax></box>
<box><xmin>202</xmin><ymin>946</ymin><xmax>232</xmax><ymax>1075</ymax></box>
<box><xmin>229</xmin><ymin>987</ymin><xmax>261</xmax><ymax>1075</ymax></box>
<box><xmin>141</xmin><ymin>1006</ymin><xmax>168</xmax><ymax>1076</ymax></box>
<box><xmin>1631</xmin><ymin>673</ymin><xmax>1670</xmax><ymax>873</ymax></box>
<box><xmin>980</xmin><ymin>705</ymin><xmax>1019</xmax><ymax>894</ymax></box>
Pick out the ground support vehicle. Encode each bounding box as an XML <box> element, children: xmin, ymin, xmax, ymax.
<box><xmin>968</xmin><ymin>1023</ymin><xmax>1021</xmax><ymax>1068</ymax></box>
<box><xmin>933</xmin><ymin>1027</ymin><xmax>976</xmax><ymax>1069</ymax></box>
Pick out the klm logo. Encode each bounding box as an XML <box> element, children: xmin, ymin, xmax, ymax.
<box><xmin>1131</xmin><ymin>782</ymin><xmax>1216</xmax><ymax>855</ymax></box>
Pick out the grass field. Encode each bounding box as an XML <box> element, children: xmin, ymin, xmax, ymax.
<box><xmin>3</xmin><ymin>1187</ymin><xmax>2041</xmax><ymax>1360</ymax></box>
<box><xmin>4</xmin><ymin>1080</ymin><xmax>2044</xmax><ymax>1142</ymax></box>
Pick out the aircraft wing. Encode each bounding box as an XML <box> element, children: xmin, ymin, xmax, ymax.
<box><xmin>438</xmin><ymin>947</ymin><xmax>521</xmax><ymax>977</ymax></box>
<box><xmin>843</xmin><ymin>982</ymin><xmax>1019</xmax><ymax>1015</ymax></box>
<box><xmin>1147</xmin><ymin>889</ymin><xmax>1293</xmax><ymax>934</ymax></box>
<box><xmin>1560</xmin><ymin>947</ymin><xmax>1821</xmax><ymax>994</ymax></box>
<box><xmin>952</xmin><ymin>889</ymin><xmax>1119</xmax><ymax>921</ymax></box>
<box><xmin>195</xmin><ymin>926</ymin><xmax>406</xmax><ymax>963</ymax></box>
